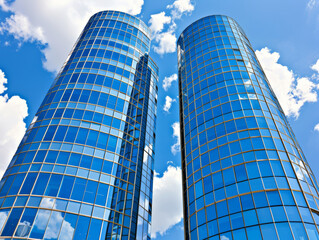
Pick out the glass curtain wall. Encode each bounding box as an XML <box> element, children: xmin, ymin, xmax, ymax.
<box><xmin>177</xmin><ymin>15</ymin><xmax>319</xmax><ymax>240</ymax></box>
<box><xmin>0</xmin><ymin>10</ymin><xmax>158</xmax><ymax>240</ymax></box>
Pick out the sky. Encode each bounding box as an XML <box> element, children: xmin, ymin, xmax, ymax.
<box><xmin>0</xmin><ymin>0</ymin><xmax>319</xmax><ymax>239</ymax></box>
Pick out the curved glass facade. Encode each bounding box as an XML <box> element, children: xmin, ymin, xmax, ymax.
<box><xmin>177</xmin><ymin>15</ymin><xmax>319</xmax><ymax>240</ymax></box>
<box><xmin>0</xmin><ymin>11</ymin><xmax>158</xmax><ymax>240</ymax></box>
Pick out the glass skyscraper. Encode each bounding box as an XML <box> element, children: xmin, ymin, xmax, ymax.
<box><xmin>177</xmin><ymin>15</ymin><xmax>319</xmax><ymax>239</ymax></box>
<box><xmin>0</xmin><ymin>11</ymin><xmax>158</xmax><ymax>240</ymax></box>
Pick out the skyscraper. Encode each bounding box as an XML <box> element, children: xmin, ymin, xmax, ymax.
<box><xmin>0</xmin><ymin>10</ymin><xmax>158</xmax><ymax>240</ymax></box>
<box><xmin>177</xmin><ymin>15</ymin><xmax>319</xmax><ymax>239</ymax></box>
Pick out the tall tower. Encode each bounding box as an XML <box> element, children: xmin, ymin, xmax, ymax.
<box><xmin>177</xmin><ymin>15</ymin><xmax>319</xmax><ymax>239</ymax></box>
<box><xmin>0</xmin><ymin>11</ymin><xmax>158</xmax><ymax>240</ymax></box>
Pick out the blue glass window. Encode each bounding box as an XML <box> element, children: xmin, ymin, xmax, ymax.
<box><xmin>305</xmin><ymin>223</ymin><xmax>319</xmax><ymax>240</ymax></box>
<box><xmin>29</xmin><ymin>210</ymin><xmax>51</xmax><ymax>239</ymax></box>
<box><xmin>44</xmin><ymin>174</ymin><xmax>63</xmax><ymax>197</ymax></box>
<box><xmin>20</xmin><ymin>173</ymin><xmax>38</xmax><ymax>194</ymax></box>
<box><xmin>32</xmin><ymin>173</ymin><xmax>50</xmax><ymax>195</ymax></box>
<box><xmin>44</xmin><ymin>211</ymin><xmax>64</xmax><ymax>239</ymax></box>
<box><xmin>58</xmin><ymin>176</ymin><xmax>75</xmax><ymax>199</ymax></box>
<box><xmin>218</xmin><ymin>216</ymin><xmax>231</xmax><ymax>233</ymax></box>
<box><xmin>285</xmin><ymin>206</ymin><xmax>301</xmax><ymax>221</ymax></box>
<box><xmin>240</xmin><ymin>194</ymin><xmax>254</xmax><ymax>210</ymax></box>
<box><xmin>15</xmin><ymin>208</ymin><xmax>37</xmax><ymax>237</ymax></box>
<box><xmin>260</xmin><ymin>223</ymin><xmax>278</xmax><ymax>240</ymax></box>
<box><xmin>207</xmin><ymin>220</ymin><xmax>218</xmax><ymax>237</ymax></box>
<box><xmin>230</xmin><ymin>212</ymin><xmax>244</xmax><ymax>229</ymax></box>
<box><xmin>87</xmin><ymin>218</ymin><xmax>102</xmax><ymax>240</ymax></box>
<box><xmin>73</xmin><ymin>216</ymin><xmax>90</xmax><ymax>239</ymax></box>
<box><xmin>8</xmin><ymin>173</ymin><xmax>26</xmax><ymax>195</ymax></box>
<box><xmin>1</xmin><ymin>208</ymin><xmax>23</xmax><ymax>236</ymax></box>
<box><xmin>290</xmin><ymin>222</ymin><xmax>308</xmax><ymax>240</ymax></box>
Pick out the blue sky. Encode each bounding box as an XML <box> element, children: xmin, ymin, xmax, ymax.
<box><xmin>0</xmin><ymin>0</ymin><xmax>319</xmax><ymax>239</ymax></box>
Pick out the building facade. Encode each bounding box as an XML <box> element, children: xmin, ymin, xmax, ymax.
<box><xmin>177</xmin><ymin>15</ymin><xmax>319</xmax><ymax>239</ymax></box>
<box><xmin>0</xmin><ymin>11</ymin><xmax>158</xmax><ymax>240</ymax></box>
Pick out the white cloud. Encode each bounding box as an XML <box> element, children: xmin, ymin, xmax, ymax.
<box><xmin>150</xmin><ymin>0</ymin><xmax>194</xmax><ymax>55</ymax></box>
<box><xmin>0</xmin><ymin>70</ymin><xmax>8</xmax><ymax>94</ymax></box>
<box><xmin>168</xmin><ymin>0</ymin><xmax>194</xmax><ymax>13</ymax></box>
<box><xmin>163</xmin><ymin>73</ymin><xmax>177</xmax><ymax>91</ymax></box>
<box><xmin>44</xmin><ymin>211</ymin><xmax>73</xmax><ymax>239</ymax></box>
<box><xmin>256</xmin><ymin>47</ymin><xmax>319</xmax><ymax>118</ymax></box>
<box><xmin>221</xmin><ymin>236</ymin><xmax>230</xmax><ymax>240</ymax></box>
<box><xmin>163</xmin><ymin>96</ymin><xmax>176</xmax><ymax>112</ymax></box>
<box><xmin>311</xmin><ymin>59</ymin><xmax>319</xmax><ymax>74</ymax></box>
<box><xmin>40</xmin><ymin>197</ymin><xmax>55</xmax><ymax>208</ymax></box>
<box><xmin>171</xmin><ymin>122</ymin><xmax>181</xmax><ymax>155</ymax></box>
<box><xmin>314</xmin><ymin>123</ymin><xmax>319</xmax><ymax>132</ymax></box>
<box><xmin>153</xmin><ymin>31</ymin><xmax>177</xmax><ymax>55</ymax></box>
<box><xmin>33</xmin><ymin>210</ymin><xmax>51</xmax><ymax>231</ymax></box>
<box><xmin>151</xmin><ymin>166</ymin><xmax>183</xmax><ymax>238</ymax></box>
<box><xmin>0</xmin><ymin>0</ymin><xmax>144</xmax><ymax>72</ymax></box>
<box><xmin>307</xmin><ymin>0</ymin><xmax>316</xmax><ymax>9</ymax></box>
<box><xmin>0</xmin><ymin>211</ymin><xmax>9</xmax><ymax>231</ymax></box>
<box><xmin>149</xmin><ymin>12</ymin><xmax>171</xmax><ymax>34</ymax></box>
<box><xmin>0</xmin><ymin>69</ymin><xmax>28</xmax><ymax>178</ymax></box>
<box><xmin>167</xmin><ymin>0</ymin><xmax>194</xmax><ymax>19</ymax></box>
<box><xmin>0</xmin><ymin>13</ymin><xmax>46</xmax><ymax>44</ymax></box>
<box><xmin>59</xmin><ymin>220</ymin><xmax>75</xmax><ymax>240</ymax></box>
<box><xmin>0</xmin><ymin>0</ymin><xmax>9</xmax><ymax>11</ymax></box>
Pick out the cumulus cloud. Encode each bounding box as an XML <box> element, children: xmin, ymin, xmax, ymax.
<box><xmin>148</xmin><ymin>11</ymin><xmax>176</xmax><ymax>55</ymax></box>
<box><xmin>307</xmin><ymin>0</ymin><xmax>316</xmax><ymax>9</ymax></box>
<box><xmin>59</xmin><ymin>220</ymin><xmax>75</xmax><ymax>240</ymax></box>
<box><xmin>163</xmin><ymin>73</ymin><xmax>178</xmax><ymax>91</ymax></box>
<box><xmin>148</xmin><ymin>11</ymin><xmax>171</xmax><ymax>34</ymax></box>
<box><xmin>44</xmin><ymin>211</ymin><xmax>73</xmax><ymax>239</ymax></box>
<box><xmin>256</xmin><ymin>47</ymin><xmax>319</xmax><ymax>118</ymax></box>
<box><xmin>167</xmin><ymin>0</ymin><xmax>194</xmax><ymax>19</ymax></box>
<box><xmin>163</xmin><ymin>96</ymin><xmax>176</xmax><ymax>112</ymax></box>
<box><xmin>314</xmin><ymin>123</ymin><xmax>319</xmax><ymax>132</ymax></box>
<box><xmin>311</xmin><ymin>59</ymin><xmax>319</xmax><ymax>74</ymax></box>
<box><xmin>0</xmin><ymin>70</ymin><xmax>7</xmax><ymax>94</ymax></box>
<box><xmin>150</xmin><ymin>0</ymin><xmax>194</xmax><ymax>55</ymax></box>
<box><xmin>153</xmin><ymin>31</ymin><xmax>177</xmax><ymax>55</ymax></box>
<box><xmin>0</xmin><ymin>0</ymin><xmax>9</xmax><ymax>11</ymax></box>
<box><xmin>171</xmin><ymin>122</ymin><xmax>181</xmax><ymax>155</ymax></box>
<box><xmin>0</xmin><ymin>70</ymin><xmax>28</xmax><ymax>178</ymax></box>
<box><xmin>0</xmin><ymin>0</ymin><xmax>144</xmax><ymax>72</ymax></box>
<box><xmin>151</xmin><ymin>166</ymin><xmax>183</xmax><ymax>238</ymax></box>
<box><xmin>0</xmin><ymin>13</ymin><xmax>46</xmax><ymax>44</ymax></box>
